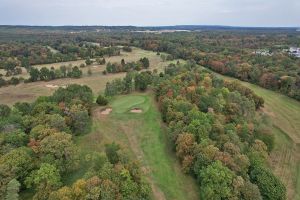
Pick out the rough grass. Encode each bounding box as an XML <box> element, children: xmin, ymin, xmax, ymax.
<box><xmin>0</xmin><ymin>47</ymin><xmax>180</xmax><ymax>106</ymax></box>
<box><xmin>74</xmin><ymin>93</ymin><xmax>199</xmax><ymax>200</ymax></box>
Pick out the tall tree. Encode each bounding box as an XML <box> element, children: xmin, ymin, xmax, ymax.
<box><xmin>5</xmin><ymin>179</ymin><xmax>20</xmax><ymax>200</ymax></box>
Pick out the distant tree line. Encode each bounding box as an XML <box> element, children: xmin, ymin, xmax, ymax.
<box><xmin>105</xmin><ymin>70</ymin><xmax>154</xmax><ymax>96</ymax></box>
<box><xmin>0</xmin><ymin>65</ymin><xmax>83</xmax><ymax>88</ymax></box>
<box><xmin>28</xmin><ymin>65</ymin><xmax>83</xmax><ymax>82</ymax></box>
<box><xmin>0</xmin><ymin>42</ymin><xmax>120</xmax><ymax>77</ymax></box>
<box><xmin>132</xmin><ymin>32</ymin><xmax>300</xmax><ymax>101</ymax></box>
<box><xmin>104</xmin><ymin>57</ymin><xmax>150</xmax><ymax>74</ymax></box>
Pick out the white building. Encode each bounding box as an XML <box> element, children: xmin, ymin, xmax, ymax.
<box><xmin>254</xmin><ymin>49</ymin><xmax>273</xmax><ymax>56</ymax></box>
<box><xmin>289</xmin><ymin>47</ymin><xmax>300</xmax><ymax>58</ymax></box>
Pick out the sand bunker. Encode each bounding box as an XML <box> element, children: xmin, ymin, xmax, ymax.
<box><xmin>45</xmin><ymin>84</ymin><xmax>59</xmax><ymax>88</ymax></box>
<box><xmin>130</xmin><ymin>108</ymin><xmax>143</xmax><ymax>113</ymax></box>
<box><xmin>100</xmin><ymin>108</ymin><xmax>112</xmax><ymax>115</ymax></box>
<box><xmin>45</xmin><ymin>84</ymin><xmax>66</xmax><ymax>89</ymax></box>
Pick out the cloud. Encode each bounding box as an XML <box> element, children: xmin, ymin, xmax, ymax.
<box><xmin>0</xmin><ymin>0</ymin><xmax>299</xmax><ymax>26</ymax></box>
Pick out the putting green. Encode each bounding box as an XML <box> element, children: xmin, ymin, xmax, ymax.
<box><xmin>110</xmin><ymin>95</ymin><xmax>150</xmax><ymax>114</ymax></box>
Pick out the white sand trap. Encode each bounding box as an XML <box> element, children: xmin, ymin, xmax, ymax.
<box><xmin>130</xmin><ymin>108</ymin><xmax>143</xmax><ymax>113</ymax></box>
<box><xmin>45</xmin><ymin>84</ymin><xmax>66</xmax><ymax>89</ymax></box>
<box><xmin>100</xmin><ymin>108</ymin><xmax>112</xmax><ymax>115</ymax></box>
<box><xmin>45</xmin><ymin>84</ymin><xmax>59</xmax><ymax>88</ymax></box>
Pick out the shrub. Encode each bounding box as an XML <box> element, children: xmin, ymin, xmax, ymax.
<box><xmin>96</xmin><ymin>95</ymin><xmax>108</xmax><ymax>106</ymax></box>
<box><xmin>250</xmin><ymin>166</ymin><xmax>286</xmax><ymax>200</ymax></box>
<box><xmin>123</xmin><ymin>46</ymin><xmax>132</xmax><ymax>52</ymax></box>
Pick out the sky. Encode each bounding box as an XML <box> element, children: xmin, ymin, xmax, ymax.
<box><xmin>0</xmin><ymin>0</ymin><xmax>299</xmax><ymax>27</ymax></box>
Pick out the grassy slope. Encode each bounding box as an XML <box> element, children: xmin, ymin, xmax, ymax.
<box><xmin>75</xmin><ymin>94</ymin><xmax>199</xmax><ymax>200</ymax></box>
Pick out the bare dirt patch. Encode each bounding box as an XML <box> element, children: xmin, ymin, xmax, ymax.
<box><xmin>130</xmin><ymin>108</ymin><xmax>143</xmax><ymax>113</ymax></box>
<box><xmin>100</xmin><ymin>108</ymin><xmax>112</xmax><ymax>115</ymax></box>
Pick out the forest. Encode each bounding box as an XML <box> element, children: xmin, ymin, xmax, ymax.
<box><xmin>132</xmin><ymin>32</ymin><xmax>300</xmax><ymax>101</ymax></box>
<box><xmin>1</xmin><ymin>28</ymin><xmax>299</xmax><ymax>101</ymax></box>
<box><xmin>0</xmin><ymin>84</ymin><xmax>151</xmax><ymax>200</ymax></box>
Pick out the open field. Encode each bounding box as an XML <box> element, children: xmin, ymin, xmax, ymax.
<box><xmin>74</xmin><ymin>93</ymin><xmax>199</xmax><ymax>200</ymax></box>
<box><xmin>0</xmin><ymin>48</ymin><xmax>180</xmax><ymax>106</ymax></box>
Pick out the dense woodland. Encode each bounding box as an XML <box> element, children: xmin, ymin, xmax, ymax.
<box><xmin>0</xmin><ymin>85</ymin><xmax>151</xmax><ymax>200</ymax></box>
<box><xmin>156</xmin><ymin>64</ymin><xmax>284</xmax><ymax>199</ymax></box>
<box><xmin>132</xmin><ymin>32</ymin><xmax>300</xmax><ymax>100</ymax></box>
<box><xmin>103</xmin><ymin>62</ymin><xmax>285</xmax><ymax>200</ymax></box>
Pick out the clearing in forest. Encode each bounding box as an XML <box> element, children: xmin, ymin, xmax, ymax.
<box><xmin>75</xmin><ymin>93</ymin><xmax>199</xmax><ymax>200</ymax></box>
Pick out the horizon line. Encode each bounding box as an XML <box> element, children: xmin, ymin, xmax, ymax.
<box><xmin>0</xmin><ymin>24</ymin><xmax>299</xmax><ymax>28</ymax></box>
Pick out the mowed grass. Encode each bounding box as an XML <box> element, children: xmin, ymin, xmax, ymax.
<box><xmin>75</xmin><ymin>93</ymin><xmax>199</xmax><ymax>200</ymax></box>
<box><xmin>0</xmin><ymin>47</ymin><xmax>181</xmax><ymax>106</ymax></box>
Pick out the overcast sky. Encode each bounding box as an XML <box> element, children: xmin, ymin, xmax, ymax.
<box><xmin>0</xmin><ymin>0</ymin><xmax>299</xmax><ymax>27</ymax></box>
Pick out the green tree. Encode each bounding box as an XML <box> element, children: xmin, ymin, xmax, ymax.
<box><xmin>121</xmin><ymin>58</ymin><xmax>126</xmax><ymax>66</ymax></box>
<box><xmin>135</xmin><ymin>72</ymin><xmax>152</xmax><ymax>91</ymax></box>
<box><xmin>85</xmin><ymin>58</ymin><xmax>93</xmax><ymax>66</ymax></box>
<box><xmin>39</xmin><ymin>132</ymin><xmax>78</xmax><ymax>172</ymax></box>
<box><xmin>40</xmin><ymin>67</ymin><xmax>51</xmax><ymax>81</ymax></box>
<box><xmin>5</xmin><ymin>179</ymin><xmax>20</xmax><ymax>200</ymax></box>
<box><xmin>250</xmin><ymin>166</ymin><xmax>286</xmax><ymax>200</ymax></box>
<box><xmin>240</xmin><ymin>181</ymin><xmax>262</xmax><ymax>200</ymax></box>
<box><xmin>67</xmin><ymin>104</ymin><xmax>91</xmax><ymax>135</ymax></box>
<box><xmin>29</xmin><ymin>68</ymin><xmax>40</xmax><ymax>82</ymax></box>
<box><xmin>0</xmin><ymin>104</ymin><xmax>11</xmax><ymax>118</ymax></box>
<box><xmin>0</xmin><ymin>148</ymin><xmax>34</xmax><ymax>196</ymax></box>
<box><xmin>123</xmin><ymin>72</ymin><xmax>134</xmax><ymax>93</ymax></box>
<box><xmin>198</xmin><ymin>161</ymin><xmax>235</xmax><ymax>199</ymax></box>
<box><xmin>52</xmin><ymin>84</ymin><xmax>93</xmax><ymax>108</ymax></box>
<box><xmin>59</xmin><ymin>65</ymin><xmax>67</xmax><ymax>77</ymax></box>
<box><xmin>21</xmin><ymin>58</ymin><xmax>30</xmax><ymax>68</ymax></box>
<box><xmin>96</xmin><ymin>94</ymin><xmax>108</xmax><ymax>106</ymax></box>
<box><xmin>105</xmin><ymin>142</ymin><xmax>120</xmax><ymax>164</ymax></box>
<box><xmin>139</xmin><ymin>57</ymin><xmax>150</xmax><ymax>69</ymax></box>
<box><xmin>68</xmin><ymin>66</ymin><xmax>82</xmax><ymax>78</ymax></box>
<box><xmin>25</xmin><ymin>163</ymin><xmax>61</xmax><ymax>200</ymax></box>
